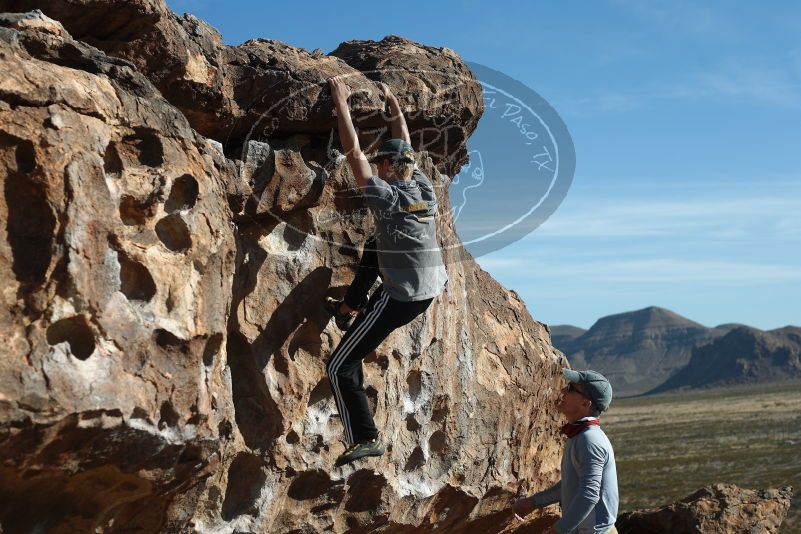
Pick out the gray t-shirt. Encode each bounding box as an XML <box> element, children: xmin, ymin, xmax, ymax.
<box><xmin>362</xmin><ymin>168</ymin><xmax>448</xmax><ymax>302</ymax></box>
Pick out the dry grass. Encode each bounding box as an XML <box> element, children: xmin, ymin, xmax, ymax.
<box><xmin>603</xmin><ymin>383</ymin><xmax>801</xmax><ymax>534</ymax></box>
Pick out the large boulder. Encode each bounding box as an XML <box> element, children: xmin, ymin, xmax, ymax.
<box><xmin>617</xmin><ymin>484</ymin><xmax>794</xmax><ymax>534</ymax></box>
<box><xmin>0</xmin><ymin>0</ymin><xmax>483</xmax><ymax>176</ymax></box>
<box><xmin>0</xmin><ymin>9</ymin><xmax>240</xmax><ymax>532</ymax></box>
<box><xmin>0</xmin><ymin>9</ymin><xmax>564</xmax><ymax>534</ymax></box>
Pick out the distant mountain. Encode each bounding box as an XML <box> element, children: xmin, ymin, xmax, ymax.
<box><xmin>550</xmin><ymin>307</ymin><xmax>741</xmax><ymax>396</ymax></box>
<box><xmin>650</xmin><ymin>326</ymin><xmax>801</xmax><ymax>393</ymax></box>
<box><xmin>550</xmin><ymin>325</ymin><xmax>587</xmax><ymax>348</ymax></box>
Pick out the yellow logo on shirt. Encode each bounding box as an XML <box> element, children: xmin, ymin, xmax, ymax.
<box><xmin>404</xmin><ymin>202</ymin><xmax>429</xmax><ymax>213</ymax></box>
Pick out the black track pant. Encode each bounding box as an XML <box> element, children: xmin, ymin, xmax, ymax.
<box><xmin>326</xmin><ymin>237</ymin><xmax>433</xmax><ymax>444</ymax></box>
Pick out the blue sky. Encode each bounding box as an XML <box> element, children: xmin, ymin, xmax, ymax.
<box><xmin>167</xmin><ymin>0</ymin><xmax>801</xmax><ymax>330</ymax></box>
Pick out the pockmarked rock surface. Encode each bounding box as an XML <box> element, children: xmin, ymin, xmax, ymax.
<box><xmin>0</xmin><ymin>0</ymin><xmax>483</xmax><ymax>177</ymax></box>
<box><xmin>0</xmin><ymin>9</ymin><xmax>241</xmax><ymax>533</ymax></box>
<box><xmin>616</xmin><ymin>484</ymin><xmax>794</xmax><ymax>534</ymax></box>
<box><xmin>0</xmin><ymin>8</ymin><xmax>567</xmax><ymax>533</ymax></box>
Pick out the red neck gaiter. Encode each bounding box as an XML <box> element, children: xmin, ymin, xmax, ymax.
<box><xmin>560</xmin><ymin>418</ymin><xmax>600</xmax><ymax>439</ymax></box>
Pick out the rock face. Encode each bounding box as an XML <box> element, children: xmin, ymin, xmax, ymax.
<box><xmin>330</xmin><ymin>36</ymin><xmax>484</xmax><ymax>176</ymax></box>
<box><xmin>0</xmin><ymin>0</ymin><xmax>483</xmax><ymax>177</ymax></box>
<box><xmin>617</xmin><ymin>484</ymin><xmax>794</xmax><ymax>534</ymax></box>
<box><xmin>651</xmin><ymin>326</ymin><xmax>801</xmax><ymax>394</ymax></box>
<box><xmin>0</xmin><ymin>8</ymin><xmax>565</xmax><ymax>534</ymax></box>
<box><xmin>0</xmin><ymin>9</ymin><xmax>241</xmax><ymax>532</ymax></box>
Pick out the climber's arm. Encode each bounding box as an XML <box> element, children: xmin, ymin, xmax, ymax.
<box><xmin>378</xmin><ymin>82</ymin><xmax>411</xmax><ymax>144</ymax></box>
<box><xmin>330</xmin><ymin>76</ymin><xmax>372</xmax><ymax>190</ymax></box>
<box><xmin>513</xmin><ymin>480</ymin><xmax>561</xmax><ymax>521</ymax></box>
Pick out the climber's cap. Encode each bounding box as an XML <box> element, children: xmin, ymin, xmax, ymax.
<box><xmin>561</xmin><ymin>368</ymin><xmax>613</xmax><ymax>412</ymax></box>
<box><xmin>370</xmin><ymin>138</ymin><xmax>415</xmax><ymax>164</ymax></box>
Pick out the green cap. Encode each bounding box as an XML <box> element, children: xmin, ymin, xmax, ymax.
<box><xmin>562</xmin><ymin>368</ymin><xmax>613</xmax><ymax>412</ymax></box>
<box><xmin>370</xmin><ymin>138</ymin><xmax>415</xmax><ymax>163</ymax></box>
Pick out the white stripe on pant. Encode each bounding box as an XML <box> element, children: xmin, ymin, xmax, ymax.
<box><xmin>326</xmin><ymin>291</ymin><xmax>390</xmax><ymax>444</ymax></box>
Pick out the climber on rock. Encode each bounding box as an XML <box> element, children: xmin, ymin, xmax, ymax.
<box><xmin>323</xmin><ymin>75</ymin><xmax>448</xmax><ymax>467</ymax></box>
<box><xmin>513</xmin><ymin>369</ymin><xmax>619</xmax><ymax>534</ymax></box>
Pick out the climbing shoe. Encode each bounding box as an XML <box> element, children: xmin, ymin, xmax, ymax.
<box><xmin>324</xmin><ymin>297</ymin><xmax>355</xmax><ymax>332</ymax></box>
<box><xmin>334</xmin><ymin>437</ymin><xmax>384</xmax><ymax>467</ymax></box>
